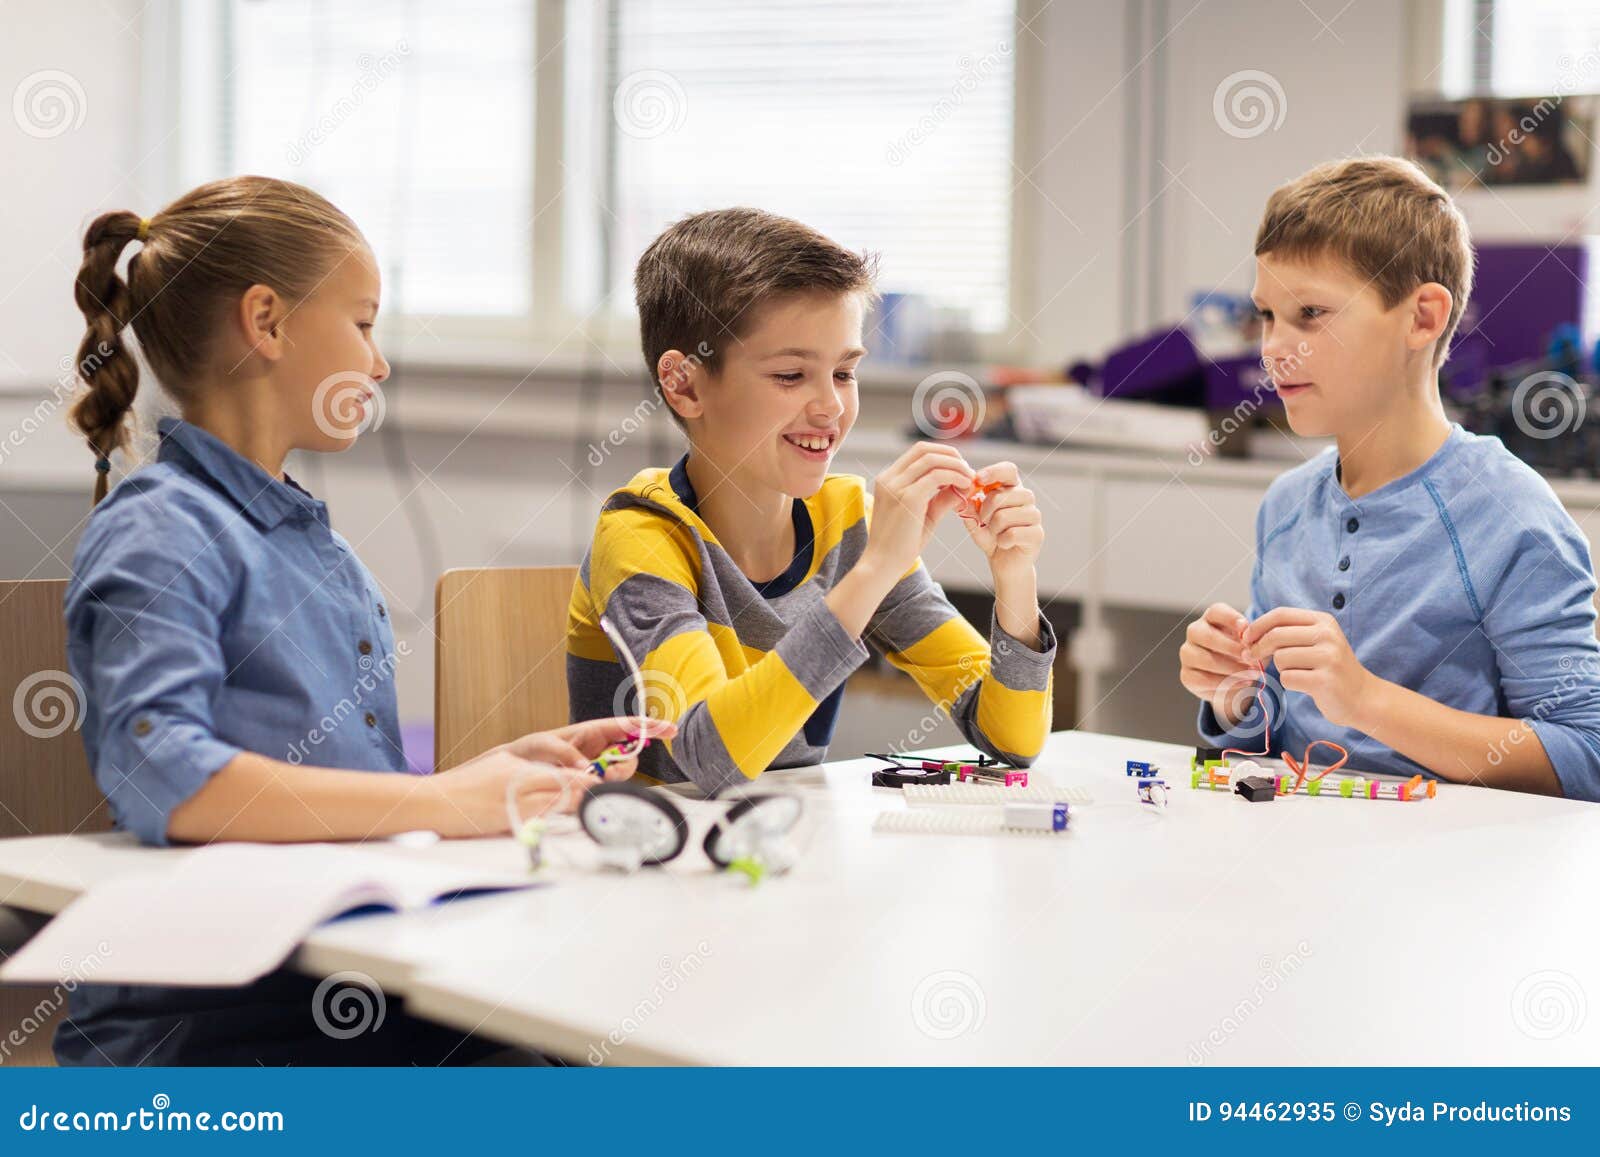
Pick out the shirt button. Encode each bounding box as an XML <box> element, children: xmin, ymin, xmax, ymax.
<box><xmin>358</xmin><ymin>640</ymin><xmax>374</xmax><ymax>656</ymax></box>
<box><xmin>132</xmin><ymin>718</ymin><xmax>152</xmax><ymax>737</ymax></box>
<box><xmin>377</xmin><ymin>604</ymin><xmax>387</xmax><ymax>619</ymax></box>
<box><xmin>364</xmin><ymin>712</ymin><xmax>378</xmax><ymax>728</ymax></box>
<box><xmin>1338</xmin><ymin>556</ymin><xmax>1350</xmax><ymax>571</ymax></box>
<box><xmin>1332</xmin><ymin>593</ymin><xmax>1346</xmax><ymax>610</ymax></box>
<box><xmin>1346</xmin><ymin>517</ymin><xmax>1359</xmax><ymax>533</ymax></box>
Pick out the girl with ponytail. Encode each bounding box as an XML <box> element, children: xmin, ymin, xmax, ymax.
<box><xmin>59</xmin><ymin>177</ymin><xmax>667</xmax><ymax>1065</ymax></box>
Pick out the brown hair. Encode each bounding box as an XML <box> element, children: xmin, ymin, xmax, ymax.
<box><xmin>71</xmin><ymin>175</ymin><xmax>367</xmax><ymax>503</ymax></box>
<box><xmin>634</xmin><ymin>208</ymin><xmax>878</xmax><ymax>422</ymax></box>
<box><xmin>1255</xmin><ymin>156</ymin><xmax>1475</xmax><ymax>364</ymax></box>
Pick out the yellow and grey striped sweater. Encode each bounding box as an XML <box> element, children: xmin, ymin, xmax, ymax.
<box><xmin>567</xmin><ymin>456</ymin><xmax>1055</xmax><ymax>793</ymax></box>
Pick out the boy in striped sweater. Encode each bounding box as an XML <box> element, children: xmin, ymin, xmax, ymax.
<box><xmin>568</xmin><ymin>208</ymin><xmax>1055</xmax><ymax>793</ymax></box>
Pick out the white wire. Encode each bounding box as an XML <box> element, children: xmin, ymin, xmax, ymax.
<box><xmin>599</xmin><ymin>615</ymin><xmax>651</xmax><ymax>757</ymax></box>
<box><xmin>504</xmin><ymin>761</ymin><xmax>588</xmax><ymax>869</ymax></box>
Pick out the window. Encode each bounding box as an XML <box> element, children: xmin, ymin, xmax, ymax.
<box><xmin>565</xmin><ymin>0</ymin><xmax>1018</xmax><ymax>333</ymax></box>
<box><xmin>175</xmin><ymin>0</ymin><xmax>1018</xmax><ymax>343</ymax></box>
<box><xmin>184</xmin><ymin>0</ymin><xmax>534</xmax><ymax>320</ymax></box>
<box><xmin>1440</xmin><ymin>0</ymin><xmax>1600</xmax><ymax>96</ymax></box>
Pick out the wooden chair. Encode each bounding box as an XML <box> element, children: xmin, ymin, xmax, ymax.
<box><xmin>434</xmin><ymin>566</ymin><xmax>578</xmax><ymax>772</ymax></box>
<box><xmin>0</xmin><ymin>579</ymin><xmax>112</xmax><ymax>1066</ymax></box>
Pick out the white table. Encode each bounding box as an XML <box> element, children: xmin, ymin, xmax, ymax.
<box><xmin>3</xmin><ymin>731</ymin><xmax>1598</xmax><ymax>1065</ymax></box>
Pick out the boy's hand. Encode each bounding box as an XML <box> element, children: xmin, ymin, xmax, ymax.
<box><xmin>1179</xmin><ymin>603</ymin><xmax>1255</xmax><ymax>727</ymax></box>
<box><xmin>961</xmin><ymin>461</ymin><xmax>1043</xmax><ymax>575</ymax></box>
<box><xmin>862</xmin><ymin>442</ymin><xmax>974</xmax><ymax>578</ymax></box>
<box><xmin>1245</xmin><ymin>607</ymin><xmax>1378</xmax><ymax>730</ymax></box>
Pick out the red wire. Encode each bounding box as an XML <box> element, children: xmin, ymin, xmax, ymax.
<box><xmin>1221</xmin><ymin>623</ymin><xmax>1348</xmax><ymax>791</ymax></box>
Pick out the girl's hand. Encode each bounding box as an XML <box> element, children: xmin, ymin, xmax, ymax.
<box><xmin>428</xmin><ymin>749</ymin><xmax>597</xmax><ymax>837</ymax></box>
<box><xmin>492</xmin><ymin>716</ymin><xmax>677</xmax><ymax>783</ymax></box>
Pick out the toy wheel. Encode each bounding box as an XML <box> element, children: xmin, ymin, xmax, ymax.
<box><xmin>703</xmin><ymin>794</ymin><xmax>805</xmax><ymax>867</ymax></box>
<box><xmin>579</xmin><ymin>782</ymin><xmax>689</xmax><ymax>865</ymax></box>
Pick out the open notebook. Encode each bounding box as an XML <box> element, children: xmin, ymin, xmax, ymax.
<box><xmin>0</xmin><ymin>842</ymin><xmax>537</xmax><ymax>987</ymax></box>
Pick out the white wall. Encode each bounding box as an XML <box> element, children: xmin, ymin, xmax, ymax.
<box><xmin>0</xmin><ymin>0</ymin><xmax>152</xmax><ymax>390</ymax></box>
<box><xmin>1013</xmin><ymin>1</ymin><xmax>1412</xmax><ymax>365</ymax></box>
<box><xmin>1157</xmin><ymin>0</ymin><xmax>1408</xmax><ymax>322</ymax></box>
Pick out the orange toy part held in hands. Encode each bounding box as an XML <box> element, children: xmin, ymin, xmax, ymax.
<box><xmin>1221</xmin><ymin>621</ymin><xmax>1349</xmax><ymax>791</ymax></box>
<box><xmin>952</xmin><ymin>479</ymin><xmax>1010</xmax><ymax>526</ymax></box>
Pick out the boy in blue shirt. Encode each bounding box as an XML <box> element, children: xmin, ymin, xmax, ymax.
<box><xmin>1179</xmin><ymin>156</ymin><xmax>1600</xmax><ymax>800</ymax></box>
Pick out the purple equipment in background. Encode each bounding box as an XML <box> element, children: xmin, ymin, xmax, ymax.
<box><xmin>1095</xmin><ymin>326</ymin><xmax>1270</xmax><ymax>412</ymax></box>
<box><xmin>1097</xmin><ymin>327</ymin><xmax>1206</xmax><ymax>405</ymax></box>
<box><xmin>1446</xmin><ymin>243</ymin><xmax>1589</xmax><ymax>395</ymax></box>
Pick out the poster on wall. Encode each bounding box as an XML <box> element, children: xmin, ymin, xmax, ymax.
<box><xmin>1406</xmin><ymin>95</ymin><xmax>1593</xmax><ymax>189</ymax></box>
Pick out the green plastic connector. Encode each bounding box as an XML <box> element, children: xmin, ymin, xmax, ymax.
<box><xmin>727</xmin><ymin>857</ymin><xmax>766</xmax><ymax>886</ymax></box>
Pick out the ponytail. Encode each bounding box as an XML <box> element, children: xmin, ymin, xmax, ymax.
<box><xmin>71</xmin><ymin>210</ymin><xmax>144</xmax><ymax>505</ymax></box>
<box><xmin>65</xmin><ymin>177</ymin><xmax>366</xmax><ymax>506</ymax></box>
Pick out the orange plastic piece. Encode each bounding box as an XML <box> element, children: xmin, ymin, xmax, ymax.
<box><xmin>967</xmin><ymin>480</ymin><xmax>1006</xmax><ymax>507</ymax></box>
<box><xmin>952</xmin><ymin>479</ymin><xmax>1011</xmax><ymax>527</ymax></box>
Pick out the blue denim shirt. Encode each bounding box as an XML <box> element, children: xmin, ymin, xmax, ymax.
<box><xmin>1200</xmin><ymin>424</ymin><xmax>1600</xmax><ymax>801</ymax></box>
<box><xmin>66</xmin><ymin>417</ymin><xmax>410</xmax><ymax>847</ymax></box>
<box><xmin>56</xmin><ymin>417</ymin><xmax>440</xmax><ymax>1066</ymax></box>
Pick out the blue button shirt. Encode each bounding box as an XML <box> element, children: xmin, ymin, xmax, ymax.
<box><xmin>1200</xmin><ymin>425</ymin><xmax>1600</xmax><ymax>801</ymax></box>
<box><xmin>56</xmin><ymin>418</ymin><xmax>437</xmax><ymax>1066</ymax></box>
<box><xmin>66</xmin><ymin>418</ymin><xmax>410</xmax><ymax>848</ymax></box>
